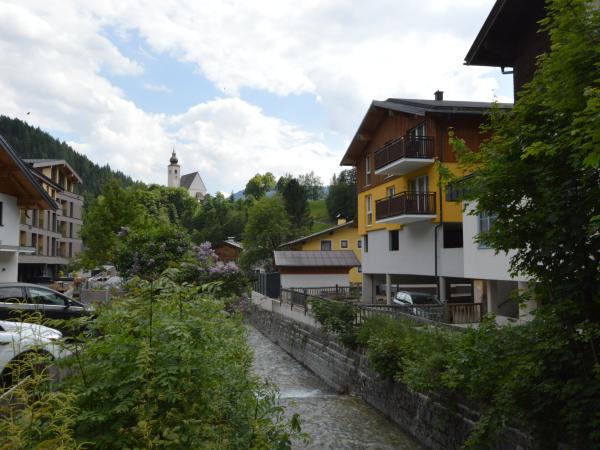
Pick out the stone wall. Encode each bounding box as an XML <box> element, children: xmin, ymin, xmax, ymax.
<box><xmin>247</xmin><ymin>304</ymin><xmax>534</xmax><ymax>450</ymax></box>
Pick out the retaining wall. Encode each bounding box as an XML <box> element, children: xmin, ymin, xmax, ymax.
<box><xmin>247</xmin><ymin>299</ymin><xmax>534</xmax><ymax>450</ymax></box>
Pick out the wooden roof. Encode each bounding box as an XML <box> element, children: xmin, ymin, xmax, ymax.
<box><xmin>0</xmin><ymin>135</ymin><xmax>57</xmax><ymax>210</ymax></box>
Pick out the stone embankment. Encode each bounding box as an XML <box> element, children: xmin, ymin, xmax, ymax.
<box><xmin>248</xmin><ymin>292</ymin><xmax>534</xmax><ymax>450</ymax></box>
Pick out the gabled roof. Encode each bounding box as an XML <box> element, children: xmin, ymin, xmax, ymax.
<box><xmin>340</xmin><ymin>98</ymin><xmax>512</xmax><ymax>165</ymax></box>
<box><xmin>280</xmin><ymin>220</ymin><xmax>355</xmax><ymax>248</ymax></box>
<box><xmin>464</xmin><ymin>0</ymin><xmax>546</xmax><ymax>68</ymax></box>
<box><xmin>24</xmin><ymin>159</ymin><xmax>83</xmax><ymax>183</ymax></box>
<box><xmin>180</xmin><ymin>172</ymin><xmax>206</xmax><ymax>191</ymax></box>
<box><xmin>0</xmin><ymin>135</ymin><xmax>57</xmax><ymax>210</ymax></box>
<box><xmin>274</xmin><ymin>250</ymin><xmax>360</xmax><ymax>268</ymax></box>
<box><xmin>222</xmin><ymin>238</ymin><xmax>243</xmax><ymax>250</ymax></box>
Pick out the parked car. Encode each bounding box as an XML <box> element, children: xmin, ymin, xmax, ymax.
<box><xmin>0</xmin><ymin>283</ymin><xmax>93</xmax><ymax>332</ymax></box>
<box><xmin>392</xmin><ymin>291</ymin><xmax>444</xmax><ymax>320</ymax></box>
<box><xmin>0</xmin><ymin>320</ymin><xmax>66</xmax><ymax>387</ymax></box>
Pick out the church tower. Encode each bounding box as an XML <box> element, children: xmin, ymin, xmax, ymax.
<box><xmin>168</xmin><ymin>149</ymin><xmax>180</xmax><ymax>188</ymax></box>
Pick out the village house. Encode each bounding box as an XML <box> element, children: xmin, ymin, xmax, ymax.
<box><xmin>279</xmin><ymin>218</ymin><xmax>362</xmax><ymax>285</ymax></box>
<box><xmin>0</xmin><ymin>135</ymin><xmax>56</xmax><ymax>282</ymax></box>
<box><xmin>214</xmin><ymin>237</ymin><xmax>243</xmax><ymax>263</ymax></box>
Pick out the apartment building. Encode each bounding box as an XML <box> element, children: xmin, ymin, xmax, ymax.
<box><xmin>0</xmin><ymin>136</ymin><xmax>56</xmax><ymax>282</ymax></box>
<box><xmin>18</xmin><ymin>159</ymin><xmax>84</xmax><ymax>281</ymax></box>
<box><xmin>340</xmin><ymin>93</ymin><xmax>511</xmax><ymax>306</ymax></box>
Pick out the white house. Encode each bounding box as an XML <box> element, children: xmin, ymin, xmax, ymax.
<box><xmin>167</xmin><ymin>150</ymin><xmax>207</xmax><ymax>200</ymax></box>
<box><xmin>0</xmin><ymin>135</ymin><xmax>57</xmax><ymax>282</ymax></box>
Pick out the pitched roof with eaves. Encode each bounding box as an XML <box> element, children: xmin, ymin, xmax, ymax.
<box><xmin>274</xmin><ymin>250</ymin><xmax>360</xmax><ymax>268</ymax></box>
<box><xmin>340</xmin><ymin>98</ymin><xmax>512</xmax><ymax>166</ymax></box>
<box><xmin>279</xmin><ymin>220</ymin><xmax>355</xmax><ymax>248</ymax></box>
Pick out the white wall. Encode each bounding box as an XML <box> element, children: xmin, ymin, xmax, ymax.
<box><xmin>0</xmin><ymin>252</ymin><xmax>18</xmax><ymax>281</ymax></box>
<box><xmin>362</xmin><ymin>223</ymin><xmax>463</xmax><ymax>278</ymax></box>
<box><xmin>188</xmin><ymin>174</ymin><xmax>207</xmax><ymax>199</ymax></box>
<box><xmin>281</xmin><ymin>273</ymin><xmax>349</xmax><ymax>289</ymax></box>
<box><xmin>0</xmin><ymin>193</ymin><xmax>20</xmax><ymax>246</ymax></box>
<box><xmin>462</xmin><ymin>204</ymin><xmax>527</xmax><ymax>282</ymax></box>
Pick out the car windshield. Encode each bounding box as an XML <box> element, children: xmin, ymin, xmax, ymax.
<box><xmin>411</xmin><ymin>294</ymin><xmax>437</xmax><ymax>305</ymax></box>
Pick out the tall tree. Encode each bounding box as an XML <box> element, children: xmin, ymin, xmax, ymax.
<box><xmin>326</xmin><ymin>168</ymin><xmax>357</xmax><ymax>221</ymax></box>
<box><xmin>243</xmin><ymin>172</ymin><xmax>276</xmax><ymax>199</ymax></box>
<box><xmin>298</xmin><ymin>171</ymin><xmax>324</xmax><ymax>200</ymax></box>
<box><xmin>281</xmin><ymin>178</ymin><xmax>311</xmax><ymax>235</ymax></box>
<box><xmin>240</xmin><ymin>196</ymin><xmax>290</xmax><ymax>270</ymax></box>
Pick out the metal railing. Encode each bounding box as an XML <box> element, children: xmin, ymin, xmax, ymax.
<box><xmin>376</xmin><ymin>191</ymin><xmax>436</xmax><ymax>221</ymax></box>
<box><xmin>279</xmin><ymin>287</ymin><xmax>484</xmax><ymax>325</ymax></box>
<box><xmin>374</xmin><ymin>136</ymin><xmax>435</xmax><ymax>170</ymax></box>
<box><xmin>288</xmin><ymin>286</ymin><xmax>361</xmax><ymax>301</ymax></box>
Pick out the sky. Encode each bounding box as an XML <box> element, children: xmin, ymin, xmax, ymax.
<box><xmin>0</xmin><ymin>0</ymin><xmax>513</xmax><ymax>195</ymax></box>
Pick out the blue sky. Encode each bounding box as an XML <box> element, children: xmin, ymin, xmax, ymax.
<box><xmin>0</xmin><ymin>0</ymin><xmax>512</xmax><ymax>194</ymax></box>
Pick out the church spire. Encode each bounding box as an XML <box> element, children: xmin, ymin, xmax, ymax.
<box><xmin>170</xmin><ymin>148</ymin><xmax>179</xmax><ymax>165</ymax></box>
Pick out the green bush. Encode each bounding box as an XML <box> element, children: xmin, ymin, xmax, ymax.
<box><xmin>0</xmin><ymin>275</ymin><xmax>304</xmax><ymax>449</ymax></box>
<box><xmin>310</xmin><ymin>297</ymin><xmax>357</xmax><ymax>347</ymax></box>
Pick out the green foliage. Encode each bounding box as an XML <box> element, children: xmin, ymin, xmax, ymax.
<box><xmin>326</xmin><ymin>169</ymin><xmax>357</xmax><ymax>221</ymax></box>
<box><xmin>308</xmin><ymin>199</ymin><xmax>335</xmax><ymax>233</ymax></box>
<box><xmin>0</xmin><ymin>275</ymin><xmax>305</xmax><ymax>449</ymax></box>
<box><xmin>114</xmin><ymin>222</ymin><xmax>193</xmax><ymax>279</ymax></box>
<box><xmin>78</xmin><ymin>180</ymin><xmax>147</xmax><ymax>267</ymax></box>
<box><xmin>310</xmin><ymin>298</ymin><xmax>357</xmax><ymax>347</ymax></box>
<box><xmin>297</xmin><ymin>171</ymin><xmax>324</xmax><ymax>200</ymax></box>
<box><xmin>452</xmin><ymin>0</ymin><xmax>600</xmax><ymax>323</ymax></box>
<box><xmin>240</xmin><ymin>196</ymin><xmax>290</xmax><ymax>270</ymax></box>
<box><xmin>192</xmin><ymin>192</ymin><xmax>248</xmax><ymax>244</ymax></box>
<box><xmin>0</xmin><ymin>115</ymin><xmax>135</xmax><ymax>198</ymax></box>
<box><xmin>281</xmin><ymin>178</ymin><xmax>312</xmax><ymax>236</ymax></box>
<box><xmin>244</xmin><ymin>172</ymin><xmax>276</xmax><ymax>199</ymax></box>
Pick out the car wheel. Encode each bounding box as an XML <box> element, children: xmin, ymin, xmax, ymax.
<box><xmin>0</xmin><ymin>351</ymin><xmax>54</xmax><ymax>388</ymax></box>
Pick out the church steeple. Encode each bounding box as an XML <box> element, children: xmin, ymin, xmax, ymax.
<box><xmin>168</xmin><ymin>148</ymin><xmax>180</xmax><ymax>188</ymax></box>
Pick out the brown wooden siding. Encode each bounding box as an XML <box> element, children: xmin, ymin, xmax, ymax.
<box><xmin>357</xmin><ymin>112</ymin><xmax>488</xmax><ymax>193</ymax></box>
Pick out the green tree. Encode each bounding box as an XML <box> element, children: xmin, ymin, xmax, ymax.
<box><xmin>243</xmin><ymin>172</ymin><xmax>276</xmax><ymax>199</ymax></box>
<box><xmin>275</xmin><ymin>173</ymin><xmax>294</xmax><ymax>193</ymax></box>
<box><xmin>192</xmin><ymin>193</ymin><xmax>247</xmax><ymax>244</ymax></box>
<box><xmin>240</xmin><ymin>196</ymin><xmax>290</xmax><ymax>270</ymax></box>
<box><xmin>78</xmin><ymin>181</ymin><xmax>146</xmax><ymax>267</ymax></box>
<box><xmin>281</xmin><ymin>178</ymin><xmax>312</xmax><ymax>236</ymax></box>
<box><xmin>453</xmin><ymin>0</ymin><xmax>600</xmax><ymax>324</ymax></box>
<box><xmin>298</xmin><ymin>171</ymin><xmax>324</xmax><ymax>200</ymax></box>
<box><xmin>326</xmin><ymin>169</ymin><xmax>357</xmax><ymax>221</ymax></box>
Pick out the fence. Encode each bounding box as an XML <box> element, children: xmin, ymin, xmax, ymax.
<box><xmin>253</xmin><ymin>272</ymin><xmax>280</xmax><ymax>299</ymax></box>
<box><xmin>279</xmin><ymin>287</ymin><xmax>485</xmax><ymax>325</ymax></box>
<box><xmin>287</xmin><ymin>285</ymin><xmax>360</xmax><ymax>301</ymax></box>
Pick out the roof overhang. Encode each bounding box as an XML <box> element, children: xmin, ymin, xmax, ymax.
<box><xmin>0</xmin><ymin>135</ymin><xmax>58</xmax><ymax>210</ymax></box>
<box><xmin>464</xmin><ymin>0</ymin><xmax>547</xmax><ymax>68</ymax></box>
<box><xmin>25</xmin><ymin>159</ymin><xmax>83</xmax><ymax>183</ymax></box>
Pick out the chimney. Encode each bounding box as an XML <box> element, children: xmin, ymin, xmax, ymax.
<box><xmin>434</xmin><ymin>90</ymin><xmax>444</xmax><ymax>101</ymax></box>
<box><xmin>336</xmin><ymin>214</ymin><xmax>347</xmax><ymax>226</ymax></box>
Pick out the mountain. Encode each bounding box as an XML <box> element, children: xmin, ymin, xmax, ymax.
<box><xmin>0</xmin><ymin>116</ymin><xmax>136</xmax><ymax>199</ymax></box>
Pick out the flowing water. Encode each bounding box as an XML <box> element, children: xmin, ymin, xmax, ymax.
<box><xmin>247</xmin><ymin>326</ymin><xmax>425</xmax><ymax>449</ymax></box>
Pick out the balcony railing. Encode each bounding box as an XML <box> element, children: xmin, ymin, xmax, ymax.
<box><xmin>374</xmin><ymin>136</ymin><xmax>435</xmax><ymax>171</ymax></box>
<box><xmin>376</xmin><ymin>191</ymin><xmax>436</xmax><ymax>222</ymax></box>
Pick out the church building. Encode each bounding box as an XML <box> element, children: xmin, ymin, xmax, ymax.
<box><xmin>167</xmin><ymin>150</ymin><xmax>207</xmax><ymax>200</ymax></box>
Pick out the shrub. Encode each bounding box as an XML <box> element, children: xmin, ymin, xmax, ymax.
<box><xmin>310</xmin><ymin>298</ymin><xmax>357</xmax><ymax>347</ymax></box>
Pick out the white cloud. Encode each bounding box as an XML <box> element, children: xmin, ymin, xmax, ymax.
<box><xmin>0</xmin><ymin>0</ymin><xmax>508</xmax><ymax>193</ymax></box>
<box><xmin>142</xmin><ymin>82</ymin><xmax>172</xmax><ymax>93</ymax></box>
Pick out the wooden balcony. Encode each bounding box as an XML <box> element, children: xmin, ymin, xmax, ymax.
<box><xmin>374</xmin><ymin>136</ymin><xmax>435</xmax><ymax>176</ymax></box>
<box><xmin>376</xmin><ymin>191</ymin><xmax>437</xmax><ymax>224</ymax></box>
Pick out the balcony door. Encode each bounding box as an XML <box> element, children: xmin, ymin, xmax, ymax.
<box><xmin>409</xmin><ymin>176</ymin><xmax>429</xmax><ymax>213</ymax></box>
<box><xmin>407</xmin><ymin>122</ymin><xmax>426</xmax><ymax>157</ymax></box>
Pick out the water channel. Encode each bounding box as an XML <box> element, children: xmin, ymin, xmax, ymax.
<box><xmin>247</xmin><ymin>326</ymin><xmax>425</xmax><ymax>449</ymax></box>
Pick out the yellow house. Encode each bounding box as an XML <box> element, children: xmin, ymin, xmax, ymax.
<box><xmin>279</xmin><ymin>219</ymin><xmax>362</xmax><ymax>284</ymax></box>
<box><xmin>340</xmin><ymin>94</ymin><xmax>511</xmax><ymax>303</ymax></box>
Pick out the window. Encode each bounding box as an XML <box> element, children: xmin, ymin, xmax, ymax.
<box><xmin>443</xmin><ymin>223</ymin><xmax>463</xmax><ymax>248</ymax></box>
<box><xmin>365</xmin><ymin>155</ymin><xmax>372</xmax><ymax>185</ymax></box>
<box><xmin>69</xmin><ymin>242</ymin><xmax>73</xmax><ymax>257</ymax></box>
<box><xmin>0</xmin><ymin>201</ymin><xmax>3</xmax><ymax>226</ymax></box>
<box><xmin>357</xmin><ymin>239</ymin><xmax>362</xmax><ymax>249</ymax></box>
<box><xmin>69</xmin><ymin>202</ymin><xmax>74</xmax><ymax>217</ymax></box>
<box><xmin>0</xmin><ymin>287</ymin><xmax>27</xmax><ymax>304</ymax></box>
<box><xmin>408</xmin><ymin>122</ymin><xmax>426</xmax><ymax>138</ymax></box>
<box><xmin>321</xmin><ymin>240</ymin><xmax>332</xmax><ymax>251</ymax></box>
<box><xmin>69</xmin><ymin>223</ymin><xmax>73</xmax><ymax>238</ymax></box>
<box><xmin>340</xmin><ymin>239</ymin><xmax>348</xmax><ymax>249</ymax></box>
<box><xmin>445</xmin><ymin>182</ymin><xmax>465</xmax><ymax>202</ymax></box>
<box><xmin>357</xmin><ymin>265</ymin><xmax>362</xmax><ymax>273</ymax></box>
<box><xmin>389</xmin><ymin>230</ymin><xmax>399</xmax><ymax>251</ymax></box>
<box><xmin>365</xmin><ymin>195</ymin><xmax>372</xmax><ymax>226</ymax></box>
<box><xmin>364</xmin><ymin>234</ymin><xmax>369</xmax><ymax>253</ymax></box>
<box><xmin>478</xmin><ymin>212</ymin><xmax>496</xmax><ymax>248</ymax></box>
<box><xmin>409</xmin><ymin>175</ymin><xmax>428</xmax><ymax>193</ymax></box>
<box><xmin>386</xmin><ymin>186</ymin><xmax>395</xmax><ymax>198</ymax></box>
<box><xmin>28</xmin><ymin>287</ymin><xmax>66</xmax><ymax>306</ymax></box>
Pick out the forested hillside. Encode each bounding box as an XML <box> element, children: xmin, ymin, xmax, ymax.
<box><xmin>0</xmin><ymin>116</ymin><xmax>136</xmax><ymax>198</ymax></box>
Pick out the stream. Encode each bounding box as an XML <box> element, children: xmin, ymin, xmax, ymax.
<box><xmin>247</xmin><ymin>326</ymin><xmax>425</xmax><ymax>449</ymax></box>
